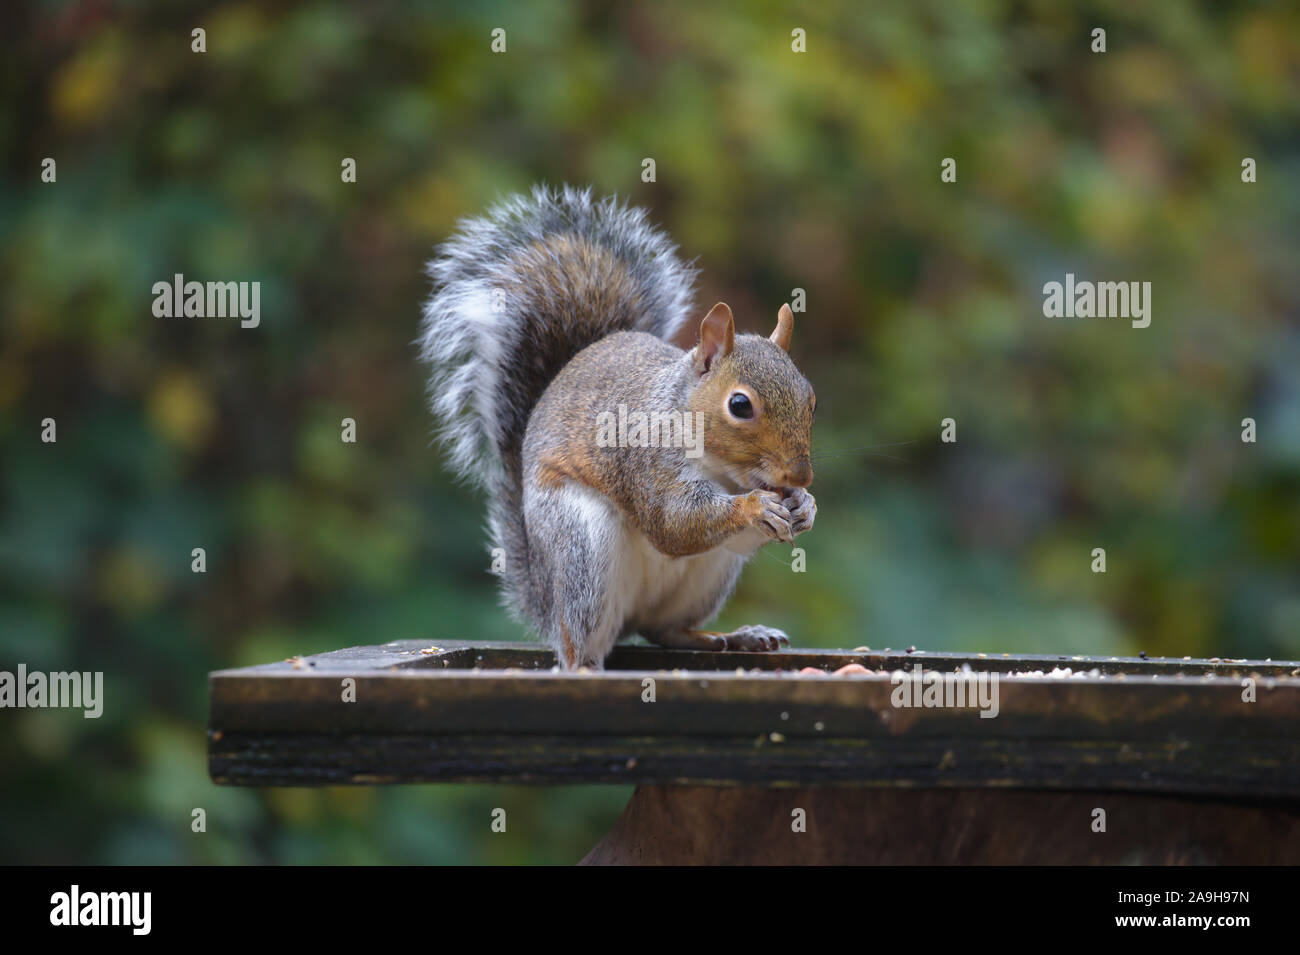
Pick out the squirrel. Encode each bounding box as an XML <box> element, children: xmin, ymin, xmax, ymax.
<box><xmin>420</xmin><ymin>185</ymin><xmax>816</xmax><ymax>669</ymax></box>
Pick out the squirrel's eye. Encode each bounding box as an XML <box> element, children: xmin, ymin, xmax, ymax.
<box><xmin>728</xmin><ymin>393</ymin><xmax>754</xmax><ymax>420</ymax></box>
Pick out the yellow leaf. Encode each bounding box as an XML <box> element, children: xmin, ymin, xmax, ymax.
<box><xmin>148</xmin><ymin>370</ymin><xmax>215</xmax><ymax>451</ymax></box>
<box><xmin>51</xmin><ymin>32</ymin><xmax>126</xmax><ymax>127</ymax></box>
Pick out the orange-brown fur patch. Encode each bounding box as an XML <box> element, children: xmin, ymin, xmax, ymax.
<box><xmin>559</xmin><ymin>623</ymin><xmax>577</xmax><ymax>669</ymax></box>
<box><xmin>535</xmin><ymin>440</ymin><xmax>602</xmax><ymax>492</ymax></box>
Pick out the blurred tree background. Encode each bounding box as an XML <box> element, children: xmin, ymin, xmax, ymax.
<box><xmin>1</xmin><ymin>0</ymin><xmax>1297</xmax><ymax>864</ymax></box>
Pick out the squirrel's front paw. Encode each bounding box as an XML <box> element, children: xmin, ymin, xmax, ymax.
<box><xmin>782</xmin><ymin>487</ymin><xmax>816</xmax><ymax>536</ymax></box>
<box><xmin>746</xmin><ymin>490</ymin><xmax>793</xmax><ymax>543</ymax></box>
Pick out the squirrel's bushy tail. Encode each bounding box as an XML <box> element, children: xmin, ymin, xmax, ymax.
<box><xmin>420</xmin><ymin>185</ymin><xmax>697</xmax><ymax>617</ymax></box>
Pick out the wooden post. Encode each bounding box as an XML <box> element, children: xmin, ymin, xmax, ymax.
<box><xmin>581</xmin><ymin>786</ymin><xmax>1300</xmax><ymax>864</ymax></box>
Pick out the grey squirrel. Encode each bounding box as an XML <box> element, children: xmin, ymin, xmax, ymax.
<box><xmin>420</xmin><ymin>185</ymin><xmax>816</xmax><ymax>669</ymax></box>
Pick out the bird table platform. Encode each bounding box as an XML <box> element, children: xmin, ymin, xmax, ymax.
<box><xmin>207</xmin><ymin>640</ymin><xmax>1300</xmax><ymax>864</ymax></box>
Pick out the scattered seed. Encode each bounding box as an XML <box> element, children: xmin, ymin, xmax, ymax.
<box><xmin>833</xmin><ymin>663</ymin><xmax>873</xmax><ymax>676</ymax></box>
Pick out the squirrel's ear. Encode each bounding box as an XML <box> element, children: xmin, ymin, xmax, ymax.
<box><xmin>695</xmin><ymin>302</ymin><xmax>735</xmax><ymax>375</ymax></box>
<box><xmin>770</xmin><ymin>304</ymin><xmax>794</xmax><ymax>351</ymax></box>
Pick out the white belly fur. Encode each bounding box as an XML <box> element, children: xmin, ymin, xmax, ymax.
<box><xmin>558</xmin><ymin>482</ymin><xmax>765</xmax><ymax>638</ymax></box>
<box><xmin>613</xmin><ymin>505</ymin><xmax>766</xmax><ymax>636</ymax></box>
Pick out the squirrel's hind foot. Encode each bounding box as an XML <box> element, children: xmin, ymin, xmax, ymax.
<box><xmin>719</xmin><ymin>625</ymin><xmax>790</xmax><ymax>652</ymax></box>
<box><xmin>642</xmin><ymin>625</ymin><xmax>789</xmax><ymax>653</ymax></box>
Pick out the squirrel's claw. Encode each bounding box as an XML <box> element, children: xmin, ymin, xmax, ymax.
<box><xmin>753</xmin><ymin>490</ymin><xmax>794</xmax><ymax>543</ymax></box>
<box><xmin>782</xmin><ymin>487</ymin><xmax>817</xmax><ymax>537</ymax></box>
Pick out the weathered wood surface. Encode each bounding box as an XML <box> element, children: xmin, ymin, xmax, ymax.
<box><xmin>209</xmin><ymin>640</ymin><xmax>1300</xmax><ymax>796</ymax></box>
<box><xmin>581</xmin><ymin>785</ymin><xmax>1300</xmax><ymax>865</ymax></box>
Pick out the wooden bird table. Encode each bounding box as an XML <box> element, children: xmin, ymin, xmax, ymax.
<box><xmin>208</xmin><ymin>640</ymin><xmax>1300</xmax><ymax>864</ymax></box>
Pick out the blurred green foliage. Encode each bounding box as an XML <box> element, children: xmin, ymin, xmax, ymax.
<box><xmin>2</xmin><ymin>0</ymin><xmax>1298</xmax><ymax>864</ymax></box>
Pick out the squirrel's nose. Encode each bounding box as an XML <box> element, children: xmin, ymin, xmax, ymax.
<box><xmin>782</xmin><ymin>459</ymin><xmax>813</xmax><ymax>488</ymax></box>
